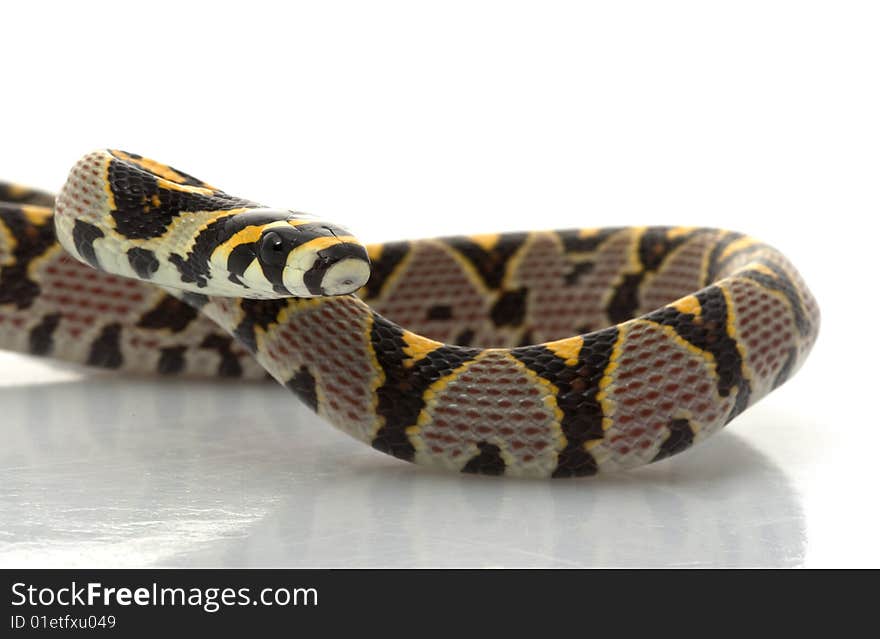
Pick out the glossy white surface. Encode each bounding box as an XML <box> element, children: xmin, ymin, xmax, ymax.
<box><xmin>0</xmin><ymin>339</ymin><xmax>869</xmax><ymax>568</ymax></box>
<box><xmin>1</xmin><ymin>1</ymin><xmax>877</xmax><ymax>567</ymax></box>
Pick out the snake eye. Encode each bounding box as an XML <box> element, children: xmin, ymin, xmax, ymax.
<box><xmin>258</xmin><ymin>231</ymin><xmax>286</xmax><ymax>265</ymax></box>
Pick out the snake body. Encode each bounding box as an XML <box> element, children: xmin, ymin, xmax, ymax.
<box><xmin>0</xmin><ymin>150</ymin><xmax>820</xmax><ymax>478</ymax></box>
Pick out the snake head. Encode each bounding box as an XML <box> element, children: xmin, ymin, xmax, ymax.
<box><xmin>212</xmin><ymin>209</ymin><xmax>371</xmax><ymax>298</ymax></box>
<box><xmin>53</xmin><ymin>150</ymin><xmax>371</xmax><ymax>300</ymax></box>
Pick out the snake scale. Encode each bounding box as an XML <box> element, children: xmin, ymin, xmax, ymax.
<box><xmin>0</xmin><ymin>150</ymin><xmax>820</xmax><ymax>478</ymax></box>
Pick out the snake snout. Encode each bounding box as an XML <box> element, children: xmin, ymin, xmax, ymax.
<box><xmin>312</xmin><ymin>244</ymin><xmax>371</xmax><ymax>296</ymax></box>
<box><xmin>284</xmin><ymin>239</ymin><xmax>371</xmax><ymax>297</ymax></box>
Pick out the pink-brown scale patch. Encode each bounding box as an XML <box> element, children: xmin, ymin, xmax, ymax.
<box><xmin>640</xmin><ymin>236</ymin><xmax>714</xmax><ymax>313</ymax></box>
<box><xmin>368</xmin><ymin>242</ymin><xmax>491</xmax><ymax>345</ymax></box>
<box><xmin>55</xmin><ymin>151</ymin><xmax>111</xmax><ymax>227</ymax></box>
<box><xmin>726</xmin><ymin>278</ymin><xmax>798</xmax><ymax>400</ymax></box>
<box><xmin>749</xmin><ymin>255</ymin><xmax>821</xmax><ymax>359</ymax></box>
<box><xmin>592</xmin><ymin>320</ymin><xmax>734</xmax><ymax>470</ymax></box>
<box><xmin>254</xmin><ymin>297</ymin><xmax>379</xmax><ymax>443</ymax></box>
<box><xmin>414</xmin><ymin>350</ymin><xmax>561</xmax><ymax>476</ymax></box>
<box><xmin>35</xmin><ymin>252</ymin><xmax>148</xmax><ymax>357</ymax></box>
<box><xmin>519</xmin><ymin>231</ymin><xmax>635</xmax><ymax>342</ymax></box>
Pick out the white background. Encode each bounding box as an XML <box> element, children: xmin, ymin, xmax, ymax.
<box><xmin>0</xmin><ymin>1</ymin><xmax>877</xmax><ymax>567</ymax></box>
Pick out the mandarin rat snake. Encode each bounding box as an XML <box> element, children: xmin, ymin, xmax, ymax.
<box><xmin>0</xmin><ymin>150</ymin><xmax>820</xmax><ymax>478</ymax></box>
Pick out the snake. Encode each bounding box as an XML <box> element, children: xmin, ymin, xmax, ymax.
<box><xmin>0</xmin><ymin>150</ymin><xmax>820</xmax><ymax>478</ymax></box>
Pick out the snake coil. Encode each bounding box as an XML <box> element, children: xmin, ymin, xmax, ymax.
<box><xmin>0</xmin><ymin>150</ymin><xmax>820</xmax><ymax>478</ymax></box>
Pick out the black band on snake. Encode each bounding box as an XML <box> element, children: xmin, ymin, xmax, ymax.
<box><xmin>0</xmin><ymin>150</ymin><xmax>820</xmax><ymax>478</ymax></box>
